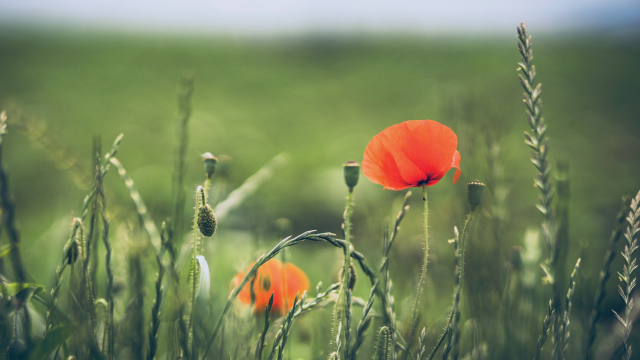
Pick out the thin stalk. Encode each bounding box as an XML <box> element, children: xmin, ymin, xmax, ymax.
<box><xmin>442</xmin><ymin>227</ymin><xmax>461</xmax><ymax>360</ymax></box>
<box><xmin>349</xmin><ymin>280</ymin><xmax>377</xmax><ymax>359</ymax></box>
<box><xmin>0</xmin><ymin>112</ymin><xmax>27</xmax><ymax>303</ymax></box>
<box><xmin>449</xmin><ymin>211</ymin><xmax>476</xmax><ymax>360</ymax></box>
<box><xmin>0</xmin><ymin>111</ymin><xmax>6</xmax><ymax>275</ymax></box>
<box><xmin>80</xmin><ymin>133</ymin><xmax>124</xmax><ymax>222</ymax></box>
<box><xmin>373</xmin><ymin>192</ymin><xmax>411</xmax><ymax>354</ymax></box>
<box><xmin>98</xmin><ymin>184</ymin><xmax>114</xmax><ymax>360</ymax></box>
<box><xmin>560</xmin><ymin>258</ymin><xmax>580</xmax><ymax>360</ymax></box>
<box><xmin>612</xmin><ymin>190</ymin><xmax>640</xmax><ymax>360</ymax></box>
<box><xmin>417</xmin><ymin>328</ymin><xmax>427</xmax><ymax>360</ymax></box>
<box><xmin>584</xmin><ymin>198</ymin><xmax>628</xmax><ymax>360</ymax></box>
<box><xmin>335</xmin><ymin>189</ymin><xmax>354</xmax><ymax>358</ymax></box>
<box><xmin>255</xmin><ymin>294</ymin><xmax>274</xmax><ymax>360</ymax></box>
<box><xmin>147</xmin><ymin>223</ymin><xmax>167</xmax><ymax>360</ymax></box>
<box><xmin>188</xmin><ymin>186</ymin><xmax>203</xmax><ymax>351</ymax></box>
<box><xmin>426</xmin><ymin>327</ymin><xmax>449</xmax><ymax>360</ymax></box>
<box><xmin>204</xmin><ymin>177</ymin><xmax>211</xmax><ymax>199</ymax></box>
<box><xmin>46</xmin><ymin>219</ymin><xmax>81</xmax><ymax>333</ymax></box>
<box><xmin>345</xmin><ymin>286</ymin><xmax>353</xmax><ymax>360</ymax></box>
<box><xmin>533</xmin><ymin>300</ymin><xmax>554</xmax><ymax>360</ymax></box>
<box><xmin>403</xmin><ymin>185</ymin><xmax>429</xmax><ymax>360</ymax></box>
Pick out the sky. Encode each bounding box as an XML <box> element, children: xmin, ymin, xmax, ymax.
<box><xmin>0</xmin><ymin>0</ymin><xmax>639</xmax><ymax>35</ymax></box>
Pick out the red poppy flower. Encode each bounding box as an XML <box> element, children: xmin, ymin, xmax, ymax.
<box><xmin>362</xmin><ymin>120</ymin><xmax>461</xmax><ymax>190</ymax></box>
<box><xmin>230</xmin><ymin>259</ymin><xmax>309</xmax><ymax>316</ymax></box>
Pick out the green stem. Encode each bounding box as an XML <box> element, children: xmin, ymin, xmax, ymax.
<box><xmin>204</xmin><ymin>177</ymin><xmax>211</xmax><ymax>200</ymax></box>
<box><xmin>341</xmin><ymin>189</ymin><xmax>354</xmax><ymax>359</ymax></box>
<box><xmin>188</xmin><ymin>186</ymin><xmax>202</xmax><ymax>355</ymax></box>
<box><xmin>403</xmin><ymin>185</ymin><xmax>429</xmax><ymax>360</ymax></box>
<box><xmin>332</xmin><ymin>189</ymin><xmax>354</xmax><ymax>359</ymax></box>
<box><xmin>459</xmin><ymin>211</ymin><xmax>475</xmax><ymax>291</ymax></box>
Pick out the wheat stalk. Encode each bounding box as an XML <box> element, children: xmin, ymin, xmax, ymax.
<box><xmin>612</xmin><ymin>190</ymin><xmax>640</xmax><ymax>360</ymax></box>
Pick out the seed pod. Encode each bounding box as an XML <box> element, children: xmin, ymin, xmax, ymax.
<box><xmin>65</xmin><ymin>240</ymin><xmax>80</xmax><ymax>265</ymax></box>
<box><xmin>197</xmin><ymin>203</ymin><xmax>217</xmax><ymax>237</ymax></box>
<box><xmin>202</xmin><ymin>152</ymin><xmax>218</xmax><ymax>179</ymax></box>
<box><xmin>343</xmin><ymin>161</ymin><xmax>360</xmax><ymax>190</ymax></box>
<box><xmin>338</xmin><ymin>263</ymin><xmax>357</xmax><ymax>291</ymax></box>
<box><xmin>467</xmin><ymin>179</ymin><xmax>486</xmax><ymax>210</ymax></box>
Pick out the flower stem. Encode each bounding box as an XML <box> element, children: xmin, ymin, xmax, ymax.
<box><xmin>403</xmin><ymin>185</ymin><xmax>428</xmax><ymax>360</ymax></box>
<box><xmin>188</xmin><ymin>186</ymin><xmax>203</xmax><ymax>351</ymax></box>
<box><xmin>204</xmin><ymin>177</ymin><xmax>211</xmax><ymax>199</ymax></box>
<box><xmin>341</xmin><ymin>189</ymin><xmax>354</xmax><ymax>359</ymax></box>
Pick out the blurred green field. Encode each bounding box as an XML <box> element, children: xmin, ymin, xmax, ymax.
<box><xmin>1</xmin><ymin>27</ymin><xmax>639</xmax><ymax>358</ymax></box>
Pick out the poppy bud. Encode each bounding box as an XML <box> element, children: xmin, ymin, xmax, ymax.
<box><xmin>65</xmin><ymin>240</ymin><xmax>80</xmax><ymax>265</ymax></box>
<box><xmin>467</xmin><ymin>180</ymin><xmax>485</xmax><ymax>210</ymax></box>
<box><xmin>202</xmin><ymin>152</ymin><xmax>218</xmax><ymax>179</ymax></box>
<box><xmin>343</xmin><ymin>161</ymin><xmax>360</xmax><ymax>190</ymax></box>
<box><xmin>339</xmin><ymin>263</ymin><xmax>357</xmax><ymax>291</ymax></box>
<box><xmin>197</xmin><ymin>203</ymin><xmax>217</xmax><ymax>237</ymax></box>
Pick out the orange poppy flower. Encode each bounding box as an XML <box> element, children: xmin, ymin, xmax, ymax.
<box><xmin>230</xmin><ymin>259</ymin><xmax>309</xmax><ymax>316</ymax></box>
<box><xmin>362</xmin><ymin>120</ymin><xmax>461</xmax><ymax>190</ymax></box>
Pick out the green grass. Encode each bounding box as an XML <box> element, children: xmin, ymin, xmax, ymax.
<box><xmin>0</xmin><ymin>26</ymin><xmax>639</xmax><ymax>359</ymax></box>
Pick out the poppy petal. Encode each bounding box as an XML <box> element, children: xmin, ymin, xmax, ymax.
<box><xmin>450</xmin><ymin>150</ymin><xmax>461</xmax><ymax>184</ymax></box>
<box><xmin>377</xmin><ymin>126</ymin><xmax>431</xmax><ymax>186</ymax></box>
<box><xmin>401</xmin><ymin>120</ymin><xmax>458</xmax><ymax>180</ymax></box>
<box><xmin>363</xmin><ymin>135</ymin><xmax>412</xmax><ymax>190</ymax></box>
<box><xmin>363</xmin><ymin>120</ymin><xmax>460</xmax><ymax>189</ymax></box>
<box><xmin>283</xmin><ymin>263</ymin><xmax>309</xmax><ymax>309</ymax></box>
<box><xmin>230</xmin><ymin>259</ymin><xmax>309</xmax><ymax>316</ymax></box>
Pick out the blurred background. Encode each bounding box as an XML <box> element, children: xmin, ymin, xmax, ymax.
<box><xmin>1</xmin><ymin>0</ymin><xmax>640</xmax><ymax>358</ymax></box>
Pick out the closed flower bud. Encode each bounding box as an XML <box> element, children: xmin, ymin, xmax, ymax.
<box><xmin>343</xmin><ymin>161</ymin><xmax>360</xmax><ymax>190</ymax></box>
<box><xmin>197</xmin><ymin>203</ymin><xmax>217</xmax><ymax>237</ymax></box>
<box><xmin>467</xmin><ymin>180</ymin><xmax>485</xmax><ymax>210</ymax></box>
<box><xmin>202</xmin><ymin>153</ymin><xmax>218</xmax><ymax>179</ymax></box>
<box><xmin>65</xmin><ymin>240</ymin><xmax>80</xmax><ymax>265</ymax></box>
<box><xmin>339</xmin><ymin>263</ymin><xmax>357</xmax><ymax>291</ymax></box>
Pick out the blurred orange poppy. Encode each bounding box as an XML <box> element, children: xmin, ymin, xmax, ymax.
<box><xmin>362</xmin><ymin>120</ymin><xmax>461</xmax><ymax>190</ymax></box>
<box><xmin>230</xmin><ymin>259</ymin><xmax>309</xmax><ymax>316</ymax></box>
